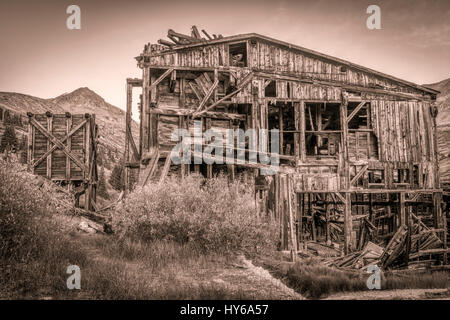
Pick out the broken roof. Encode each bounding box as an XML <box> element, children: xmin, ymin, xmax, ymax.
<box><xmin>144</xmin><ymin>27</ymin><xmax>440</xmax><ymax>96</ymax></box>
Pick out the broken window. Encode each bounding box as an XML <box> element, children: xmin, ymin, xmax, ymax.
<box><xmin>265</xmin><ymin>80</ymin><xmax>276</xmax><ymax>97</ymax></box>
<box><xmin>305</xmin><ymin>103</ymin><xmax>341</xmax><ymax>158</ymax></box>
<box><xmin>347</xmin><ymin>102</ymin><xmax>379</xmax><ymax>160</ymax></box>
<box><xmin>412</xmin><ymin>165</ymin><xmax>419</xmax><ymax>186</ymax></box>
<box><xmin>229</xmin><ymin>42</ymin><xmax>247</xmax><ymax>67</ymax></box>
<box><xmin>368</xmin><ymin>169</ymin><xmax>384</xmax><ymax>184</ymax></box>
<box><xmin>268</xmin><ymin>102</ymin><xmax>295</xmax><ymax>156</ymax></box>
<box><xmin>393</xmin><ymin>169</ymin><xmax>410</xmax><ymax>184</ymax></box>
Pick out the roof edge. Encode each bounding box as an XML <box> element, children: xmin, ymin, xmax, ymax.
<box><xmin>146</xmin><ymin>32</ymin><xmax>440</xmax><ymax>96</ymax></box>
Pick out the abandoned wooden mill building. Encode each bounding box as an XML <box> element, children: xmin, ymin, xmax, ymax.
<box><xmin>124</xmin><ymin>26</ymin><xmax>448</xmax><ymax>268</ymax></box>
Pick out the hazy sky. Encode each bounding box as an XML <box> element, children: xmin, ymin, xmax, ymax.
<box><xmin>1</xmin><ymin>0</ymin><xmax>450</xmax><ymax>112</ymax></box>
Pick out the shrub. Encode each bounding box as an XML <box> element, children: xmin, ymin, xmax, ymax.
<box><xmin>97</xmin><ymin>166</ymin><xmax>109</xmax><ymax>200</ymax></box>
<box><xmin>0</xmin><ymin>125</ymin><xmax>18</xmax><ymax>153</ymax></box>
<box><xmin>111</xmin><ymin>174</ymin><xmax>277</xmax><ymax>255</ymax></box>
<box><xmin>109</xmin><ymin>163</ymin><xmax>124</xmax><ymax>191</ymax></box>
<box><xmin>0</xmin><ymin>160</ymin><xmax>87</xmax><ymax>298</ymax></box>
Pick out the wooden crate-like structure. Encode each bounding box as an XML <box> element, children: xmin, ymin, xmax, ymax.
<box><xmin>27</xmin><ymin>112</ymin><xmax>98</xmax><ymax>211</ymax></box>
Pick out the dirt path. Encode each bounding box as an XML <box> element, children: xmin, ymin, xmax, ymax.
<box><xmin>75</xmin><ymin>233</ymin><xmax>303</xmax><ymax>300</ymax></box>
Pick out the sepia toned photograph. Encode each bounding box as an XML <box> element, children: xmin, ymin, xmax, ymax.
<box><xmin>0</xmin><ymin>0</ymin><xmax>449</xmax><ymax>309</ymax></box>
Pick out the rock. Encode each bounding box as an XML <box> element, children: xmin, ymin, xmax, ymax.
<box><xmin>77</xmin><ymin>221</ymin><xmax>97</xmax><ymax>234</ymax></box>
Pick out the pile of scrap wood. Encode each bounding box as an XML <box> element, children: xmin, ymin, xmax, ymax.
<box><xmin>324</xmin><ymin>241</ymin><xmax>383</xmax><ymax>270</ymax></box>
<box><xmin>323</xmin><ymin>220</ymin><xmax>447</xmax><ymax>271</ymax></box>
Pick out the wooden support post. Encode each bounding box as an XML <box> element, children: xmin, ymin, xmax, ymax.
<box><xmin>66</xmin><ymin>113</ymin><xmax>72</xmax><ymax>182</ymax></box>
<box><xmin>279</xmin><ymin>105</ymin><xmax>283</xmax><ymax>155</ymax></box>
<box><xmin>141</xmin><ymin>67</ymin><xmax>150</xmax><ymax>155</ymax></box>
<box><xmin>287</xmin><ymin>176</ymin><xmax>297</xmax><ymax>262</ymax></box>
<box><xmin>433</xmin><ymin>192</ymin><xmax>447</xmax><ymax>264</ymax></box>
<box><xmin>205</xmin><ymin>117</ymin><xmax>212</xmax><ymax>179</ymax></box>
<box><xmin>340</xmin><ymin>99</ymin><xmax>350</xmax><ymax>189</ymax></box>
<box><xmin>84</xmin><ymin>115</ymin><xmax>91</xmax><ymax>210</ymax></box>
<box><xmin>213</xmin><ymin>69</ymin><xmax>218</xmax><ymax>102</ymax></box>
<box><xmin>326</xmin><ymin>193</ymin><xmax>331</xmax><ymax>244</ymax></box>
<box><xmin>294</xmin><ymin>102</ymin><xmax>299</xmax><ymax>159</ymax></box>
<box><xmin>400</xmin><ymin>192</ymin><xmax>406</xmax><ymax>226</ymax></box>
<box><xmin>46</xmin><ymin>114</ymin><xmax>52</xmax><ymax>179</ymax></box>
<box><xmin>344</xmin><ymin>192</ymin><xmax>353</xmax><ymax>254</ymax></box>
<box><xmin>125</xmin><ymin>81</ymin><xmax>132</xmax><ymax>193</ymax></box>
<box><xmin>27</xmin><ymin>114</ymin><xmax>33</xmax><ymax>171</ymax></box>
<box><xmin>297</xmin><ymin>193</ymin><xmax>304</xmax><ymax>251</ymax></box>
<box><xmin>299</xmin><ymin>101</ymin><xmax>306</xmax><ymax>162</ymax></box>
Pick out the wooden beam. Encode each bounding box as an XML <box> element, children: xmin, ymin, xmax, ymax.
<box><xmin>158</xmin><ymin>156</ymin><xmax>171</xmax><ymax>185</ymax></box>
<box><xmin>148</xmin><ymin>68</ymin><xmax>174</xmax><ymax>93</ymax></box>
<box><xmin>127</xmin><ymin>122</ymin><xmax>140</xmax><ymax>161</ymax></box>
<box><xmin>334</xmin><ymin>192</ymin><xmax>346</xmax><ymax>203</ymax></box>
<box><xmin>350</xmin><ymin>165</ymin><xmax>368</xmax><ymax>186</ymax></box>
<box><xmin>344</xmin><ymin>192</ymin><xmax>353</xmax><ymax>254</ymax></box>
<box><xmin>157</xmin><ymin>39</ymin><xmax>175</xmax><ymax>47</ymax></box>
<box><xmin>191</xmin><ymin>26</ymin><xmax>202</xmax><ymax>39</ymax></box>
<box><xmin>168</xmin><ymin>29</ymin><xmax>202</xmax><ymax>43</ymax></box>
<box><xmin>201</xmin><ymin>29</ymin><xmax>212</xmax><ymax>40</ymax></box>
<box><xmin>193</xmin><ymin>72</ymin><xmax>253</xmax><ymax>118</ymax></box>
<box><xmin>287</xmin><ymin>176</ymin><xmax>298</xmax><ymax>261</ymax></box>
<box><xmin>195</xmin><ymin>79</ymin><xmax>219</xmax><ymax>112</ymax></box>
<box><xmin>66</xmin><ymin>114</ymin><xmax>72</xmax><ymax>181</ymax></box>
<box><xmin>46</xmin><ymin>115</ymin><xmax>52</xmax><ymax>179</ymax></box>
<box><xmin>347</xmin><ymin>101</ymin><xmax>366</xmax><ymax>123</ymax></box>
<box><xmin>188</xmin><ymin>81</ymin><xmax>203</xmax><ymax>101</ymax></box>
<box><xmin>138</xmin><ymin>150</ymin><xmax>159</xmax><ymax>187</ymax></box>
<box><xmin>27</xmin><ymin>116</ymin><xmax>33</xmax><ymax>170</ymax></box>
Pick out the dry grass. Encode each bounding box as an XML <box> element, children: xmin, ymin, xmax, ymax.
<box><xmin>262</xmin><ymin>257</ymin><xmax>449</xmax><ymax>299</ymax></box>
<box><xmin>0</xmin><ymin>161</ymin><xmax>276</xmax><ymax>299</ymax></box>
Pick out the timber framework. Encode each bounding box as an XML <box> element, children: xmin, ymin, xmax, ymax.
<box><xmin>124</xmin><ymin>26</ymin><xmax>448</xmax><ymax>269</ymax></box>
<box><xmin>27</xmin><ymin>111</ymin><xmax>98</xmax><ymax>211</ymax></box>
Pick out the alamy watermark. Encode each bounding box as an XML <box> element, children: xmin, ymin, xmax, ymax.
<box><xmin>366</xmin><ymin>5</ymin><xmax>381</xmax><ymax>30</ymax></box>
<box><xmin>66</xmin><ymin>5</ymin><xmax>81</xmax><ymax>30</ymax></box>
<box><xmin>366</xmin><ymin>264</ymin><xmax>381</xmax><ymax>290</ymax></box>
<box><xmin>66</xmin><ymin>265</ymin><xmax>81</xmax><ymax>290</ymax></box>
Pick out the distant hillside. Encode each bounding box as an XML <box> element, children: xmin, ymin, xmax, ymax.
<box><xmin>423</xmin><ymin>78</ymin><xmax>450</xmax><ymax>126</ymax></box>
<box><xmin>424</xmin><ymin>78</ymin><xmax>450</xmax><ymax>184</ymax></box>
<box><xmin>0</xmin><ymin>88</ymin><xmax>139</xmax><ymax>160</ymax></box>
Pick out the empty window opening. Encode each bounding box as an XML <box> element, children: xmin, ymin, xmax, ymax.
<box><xmin>305</xmin><ymin>103</ymin><xmax>341</xmax><ymax>158</ymax></box>
<box><xmin>229</xmin><ymin>42</ymin><xmax>247</xmax><ymax>67</ymax></box>
<box><xmin>265</xmin><ymin>80</ymin><xmax>277</xmax><ymax>97</ymax></box>
<box><xmin>412</xmin><ymin>165</ymin><xmax>419</xmax><ymax>186</ymax></box>
<box><xmin>268</xmin><ymin>102</ymin><xmax>295</xmax><ymax>156</ymax></box>
<box><xmin>368</xmin><ymin>170</ymin><xmax>384</xmax><ymax>184</ymax></box>
<box><xmin>347</xmin><ymin>102</ymin><xmax>379</xmax><ymax>160</ymax></box>
<box><xmin>393</xmin><ymin>169</ymin><xmax>410</xmax><ymax>184</ymax></box>
<box><xmin>348</xmin><ymin>102</ymin><xmax>370</xmax><ymax>130</ymax></box>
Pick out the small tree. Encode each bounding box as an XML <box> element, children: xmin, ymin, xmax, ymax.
<box><xmin>97</xmin><ymin>166</ymin><xmax>110</xmax><ymax>199</ymax></box>
<box><xmin>109</xmin><ymin>162</ymin><xmax>124</xmax><ymax>191</ymax></box>
<box><xmin>0</xmin><ymin>125</ymin><xmax>18</xmax><ymax>153</ymax></box>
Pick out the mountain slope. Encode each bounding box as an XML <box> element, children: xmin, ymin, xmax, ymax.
<box><xmin>0</xmin><ymin>89</ymin><xmax>139</xmax><ymax>158</ymax></box>
<box><xmin>424</xmin><ymin>78</ymin><xmax>450</xmax><ymax>184</ymax></box>
<box><xmin>423</xmin><ymin>78</ymin><xmax>450</xmax><ymax>126</ymax></box>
